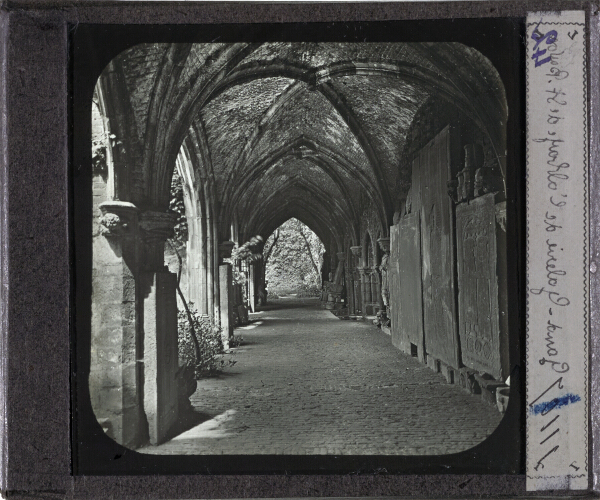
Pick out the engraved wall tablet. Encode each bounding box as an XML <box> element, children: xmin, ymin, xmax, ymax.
<box><xmin>456</xmin><ymin>193</ymin><xmax>502</xmax><ymax>379</ymax></box>
<box><xmin>390</xmin><ymin>211</ymin><xmax>425</xmax><ymax>362</ymax></box>
<box><xmin>413</xmin><ymin>126</ymin><xmax>460</xmax><ymax>370</ymax></box>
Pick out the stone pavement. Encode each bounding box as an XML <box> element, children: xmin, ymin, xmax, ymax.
<box><xmin>139</xmin><ymin>297</ymin><xmax>502</xmax><ymax>456</ymax></box>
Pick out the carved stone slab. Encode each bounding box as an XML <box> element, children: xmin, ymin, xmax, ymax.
<box><xmin>415</xmin><ymin>127</ymin><xmax>460</xmax><ymax>368</ymax></box>
<box><xmin>456</xmin><ymin>193</ymin><xmax>501</xmax><ymax>379</ymax></box>
<box><xmin>390</xmin><ymin>212</ymin><xmax>425</xmax><ymax>362</ymax></box>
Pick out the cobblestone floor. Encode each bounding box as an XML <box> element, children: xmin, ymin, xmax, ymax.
<box><xmin>139</xmin><ymin>297</ymin><xmax>503</xmax><ymax>456</ymax></box>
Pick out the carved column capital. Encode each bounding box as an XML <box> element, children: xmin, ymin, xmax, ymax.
<box><xmin>219</xmin><ymin>241</ymin><xmax>236</xmax><ymax>260</ymax></box>
<box><xmin>98</xmin><ymin>201</ymin><xmax>139</xmax><ymax>239</ymax></box>
<box><xmin>138</xmin><ymin>210</ymin><xmax>177</xmax><ymax>244</ymax></box>
<box><xmin>350</xmin><ymin>246</ymin><xmax>362</xmax><ymax>258</ymax></box>
<box><xmin>377</xmin><ymin>237</ymin><xmax>390</xmax><ymax>255</ymax></box>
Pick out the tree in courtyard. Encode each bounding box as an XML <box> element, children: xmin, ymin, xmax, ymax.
<box><xmin>263</xmin><ymin>219</ymin><xmax>324</xmax><ymax>298</ymax></box>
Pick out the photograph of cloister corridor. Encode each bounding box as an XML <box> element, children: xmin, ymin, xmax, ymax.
<box><xmin>90</xmin><ymin>42</ymin><xmax>512</xmax><ymax>457</ymax></box>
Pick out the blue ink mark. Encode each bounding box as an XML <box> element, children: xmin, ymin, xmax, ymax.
<box><xmin>530</xmin><ymin>393</ymin><xmax>581</xmax><ymax>415</ymax></box>
<box><xmin>531</xmin><ymin>21</ymin><xmax>558</xmax><ymax>68</ymax></box>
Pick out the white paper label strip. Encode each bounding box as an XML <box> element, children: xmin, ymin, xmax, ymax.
<box><xmin>526</xmin><ymin>10</ymin><xmax>588</xmax><ymax>491</ymax></box>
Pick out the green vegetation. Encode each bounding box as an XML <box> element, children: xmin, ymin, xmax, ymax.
<box><xmin>169</xmin><ymin>169</ymin><xmax>188</xmax><ymax>248</ymax></box>
<box><xmin>177</xmin><ymin>304</ymin><xmax>236</xmax><ymax>378</ymax></box>
<box><xmin>264</xmin><ymin>219</ymin><xmax>324</xmax><ymax>296</ymax></box>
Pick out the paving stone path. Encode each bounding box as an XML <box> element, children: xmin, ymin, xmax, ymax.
<box><xmin>139</xmin><ymin>297</ymin><xmax>502</xmax><ymax>456</ymax></box>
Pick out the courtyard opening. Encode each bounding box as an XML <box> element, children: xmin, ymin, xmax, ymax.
<box><xmin>262</xmin><ymin>218</ymin><xmax>324</xmax><ymax>301</ymax></box>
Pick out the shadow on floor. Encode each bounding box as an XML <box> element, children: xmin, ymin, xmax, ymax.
<box><xmin>161</xmin><ymin>406</ymin><xmax>215</xmax><ymax>443</ymax></box>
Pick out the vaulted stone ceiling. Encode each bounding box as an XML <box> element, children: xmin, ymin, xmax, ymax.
<box><xmin>111</xmin><ymin>41</ymin><xmax>507</xmax><ymax>243</ymax></box>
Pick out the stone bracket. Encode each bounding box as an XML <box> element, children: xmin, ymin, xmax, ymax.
<box><xmin>98</xmin><ymin>200</ymin><xmax>139</xmax><ymax>238</ymax></box>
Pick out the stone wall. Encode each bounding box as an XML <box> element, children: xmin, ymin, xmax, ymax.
<box><xmin>388</xmin><ymin>102</ymin><xmax>509</xmax><ymax>397</ymax></box>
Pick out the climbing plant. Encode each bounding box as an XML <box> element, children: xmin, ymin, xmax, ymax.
<box><xmin>167</xmin><ymin>237</ymin><xmax>235</xmax><ymax>379</ymax></box>
<box><xmin>177</xmin><ymin>304</ymin><xmax>235</xmax><ymax>378</ymax></box>
<box><xmin>225</xmin><ymin>236</ymin><xmax>264</xmax><ymax>307</ymax></box>
<box><xmin>169</xmin><ymin>169</ymin><xmax>188</xmax><ymax>248</ymax></box>
<box><xmin>91</xmin><ymin>140</ymin><xmax>108</xmax><ymax>178</ymax></box>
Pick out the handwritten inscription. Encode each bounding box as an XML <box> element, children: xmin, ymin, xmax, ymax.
<box><xmin>526</xmin><ymin>11</ymin><xmax>587</xmax><ymax>490</ymax></box>
<box><xmin>529</xmin><ymin>20</ymin><xmax>573</xmax><ymax>474</ymax></box>
<box><xmin>531</xmin><ymin>21</ymin><xmax>558</xmax><ymax>67</ymax></box>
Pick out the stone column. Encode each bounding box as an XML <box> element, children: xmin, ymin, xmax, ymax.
<box><xmin>139</xmin><ymin>210</ymin><xmax>179</xmax><ymax>446</ymax></box>
<box><xmin>370</xmin><ymin>269</ymin><xmax>380</xmax><ymax>309</ymax></box>
<box><xmin>350</xmin><ymin>246</ymin><xmax>362</xmax><ymax>316</ymax></box>
<box><xmin>358</xmin><ymin>266</ymin><xmax>368</xmax><ymax>316</ymax></box>
<box><xmin>344</xmin><ymin>250</ymin><xmax>354</xmax><ymax>315</ymax></box>
<box><xmin>334</xmin><ymin>251</ymin><xmax>345</xmax><ymax>284</ymax></box>
<box><xmin>219</xmin><ymin>264</ymin><xmax>233</xmax><ymax>347</ymax></box>
<box><xmin>185</xmin><ymin>216</ymin><xmax>200</xmax><ymax>309</ymax></box>
<box><xmin>205</xmin><ymin>218</ymin><xmax>214</xmax><ymax>321</ymax></box>
<box><xmin>187</xmin><ymin>214</ymin><xmax>208</xmax><ymax>316</ymax></box>
<box><xmin>91</xmin><ymin>201</ymin><xmax>147</xmax><ymax>448</ymax></box>
<box><xmin>212</xmin><ymin>219</ymin><xmax>221</xmax><ymax>322</ymax></box>
<box><xmin>248</xmin><ymin>264</ymin><xmax>256</xmax><ymax>313</ymax></box>
<box><xmin>219</xmin><ymin>242</ymin><xmax>240</xmax><ymax>331</ymax></box>
<box><xmin>321</xmin><ymin>250</ymin><xmax>330</xmax><ymax>284</ymax></box>
<box><xmin>327</xmin><ymin>251</ymin><xmax>345</xmax><ymax>311</ymax></box>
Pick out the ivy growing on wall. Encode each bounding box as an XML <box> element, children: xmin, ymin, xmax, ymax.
<box><xmin>169</xmin><ymin>169</ymin><xmax>188</xmax><ymax>248</ymax></box>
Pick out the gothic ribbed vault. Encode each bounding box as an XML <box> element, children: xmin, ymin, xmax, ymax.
<box><xmin>98</xmin><ymin>41</ymin><xmax>507</xmax><ymax>250</ymax></box>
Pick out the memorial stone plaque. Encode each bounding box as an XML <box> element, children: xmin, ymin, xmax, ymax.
<box><xmin>414</xmin><ymin>127</ymin><xmax>460</xmax><ymax>368</ymax></box>
<box><xmin>390</xmin><ymin>212</ymin><xmax>425</xmax><ymax>362</ymax></box>
<box><xmin>456</xmin><ymin>193</ymin><xmax>502</xmax><ymax>379</ymax></box>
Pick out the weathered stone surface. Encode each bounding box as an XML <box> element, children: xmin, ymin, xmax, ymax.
<box><xmin>426</xmin><ymin>355</ymin><xmax>440</xmax><ymax>373</ymax></box>
<box><xmin>219</xmin><ymin>264</ymin><xmax>233</xmax><ymax>343</ymax></box>
<box><xmin>413</xmin><ymin>127</ymin><xmax>460</xmax><ymax>369</ymax></box>
<box><xmin>91</xmin><ymin>194</ymin><xmax>147</xmax><ymax>449</ymax></box>
<box><xmin>143</xmin><ymin>270</ymin><xmax>179</xmax><ymax>445</ymax></box>
<box><xmin>456</xmin><ymin>193</ymin><xmax>502</xmax><ymax>379</ymax></box>
<box><xmin>138</xmin><ymin>210</ymin><xmax>177</xmax><ymax>243</ymax></box>
<box><xmin>389</xmin><ymin>212</ymin><xmax>424</xmax><ymax>363</ymax></box>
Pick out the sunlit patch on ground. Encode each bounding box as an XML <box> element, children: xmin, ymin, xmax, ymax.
<box><xmin>170</xmin><ymin>409</ymin><xmax>237</xmax><ymax>441</ymax></box>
